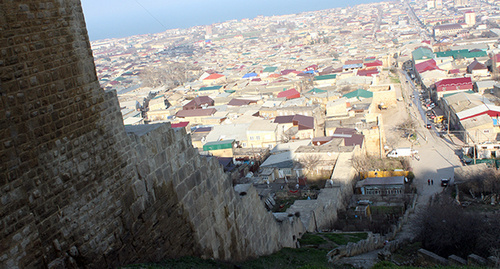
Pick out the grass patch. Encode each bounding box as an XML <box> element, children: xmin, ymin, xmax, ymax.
<box><xmin>122</xmin><ymin>256</ymin><xmax>231</xmax><ymax>269</ymax></box>
<box><xmin>298</xmin><ymin>233</ymin><xmax>327</xmax><ymax>245</ymax></box>
<box><xmin>238</xmin><ymin>248</ymin><xmax>330</xmax><ymax>269</ymax></box>
<box><xmin>273</xmin><ymin>197</ymin><xmax>308</xmax><ymax>212</ymax></box>
<box><xmin>322</xmin><ymin>233</ymin><xmax>368</xmax><ymax>245</ymax></box>
<box><xmin>390</xmin><ymin>76</ymin><xmax>401</xmax><ymax>84</ymax></box>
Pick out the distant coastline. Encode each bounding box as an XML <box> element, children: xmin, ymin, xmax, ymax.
<box><xmin>82</xmin><ymin>0</ymin><xmax>387</xmax><ymax>41</ymax></box>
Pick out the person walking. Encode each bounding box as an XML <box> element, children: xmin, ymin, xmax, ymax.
<box><xmin>428</xmin><ymin>179</ymin><xmax>430</xmax><ymax>185</ymax></box>
<box><xmin>431</xmin><ymin>179</ymin><xmax>434</xmax><ymax>185</ymax></box>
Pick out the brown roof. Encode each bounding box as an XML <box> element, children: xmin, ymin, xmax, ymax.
<box><xmin>274</xmin><ymin>115</ymin><xmax>294</xmax><ymax>124</ymax></box>
<box><xmin>183</xmin><ymin>96</ymin><xmax>214</xmax><ymax>110</ymax></box>
<box><xmin>176</xmin><ymin>108</ymin><xmax>217</xmax><ymax>118</ymax></box>
<box><xmin>227</xmin><ymin>99</ymin><xmax>256</xmax><ymax>106</ymax></box>
<box><xmin>293</xmin><ymin>114</ymin><xmax>314</xmax><ymax>130</ymax></box>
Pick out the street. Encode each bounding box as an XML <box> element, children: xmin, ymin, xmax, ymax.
<box><xmin>395</xmin><ymin>68</ymin><xmax>463</xmax><ymax>202</ymax></box>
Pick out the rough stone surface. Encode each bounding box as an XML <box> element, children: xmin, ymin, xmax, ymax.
<box><xmin>0</xmin><ymin>1</ymin><xmax>305</xmax><ymax>268</ymax></box>
<box><xmin>467</xmin><ymin>254</ymin><xmax>488</xmax><ymax>266</ymax></box>
<box><xmin>448</xmin><ymin>255</ymin><xmax>467</xmax><ymax>266</ymax></box>
<box><xmin>417</xmin><ymin>249</ymin><xmax>448</xmax><ymax>266</ymax></box>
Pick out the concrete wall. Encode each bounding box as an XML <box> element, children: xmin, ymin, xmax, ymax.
<box><xmin>0</xmin><ymin>1</ymin><xmax>305</xmax><ymax>268</ymax></box>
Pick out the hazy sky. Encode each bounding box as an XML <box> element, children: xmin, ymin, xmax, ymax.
<box><xmin>81</xmin><ymin>0</ymin><xmax>380</xmax><ymax>41</ymax></box>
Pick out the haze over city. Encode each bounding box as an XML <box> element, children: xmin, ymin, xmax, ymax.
<box><xmin>3</xmin><ymin>0</ymin><xmax>500</xmax><ymax>267</ymax></box>
<box><xmin>81</xmin><ymin>0</ymin><xmax>380</xmax><ymax>40</ymax></box>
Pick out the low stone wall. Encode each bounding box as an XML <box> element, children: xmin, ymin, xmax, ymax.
<box><xmin>416</xmin><ymin>249</ymin><xmax>498</xmax><ymax>268</ymax></box>
<box><xmin>327</xmin><ymin>194</ymin><xmax>418</xmax><ymax>263</ymax></box>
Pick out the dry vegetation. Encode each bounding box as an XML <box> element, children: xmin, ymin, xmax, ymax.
<box><xmin>353</xmin><ymin>154</ymin><xmax>411</xmax><ymax>173</ymax></box>
<box><xmin>414</xmin><ymin>193</ymin><xmax>500</xmax><ymax>259</ymax></box>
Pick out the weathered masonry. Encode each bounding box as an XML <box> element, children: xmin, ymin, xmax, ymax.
<box><xmin>0</xmin><ymin>1</ymin><xmax>304</xmax><ymax>268</ymax></box>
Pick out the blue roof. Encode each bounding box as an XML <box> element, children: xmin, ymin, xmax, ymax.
<box><xmin>343</xmin><ymin>63</ymin><xmax>363</xmax><ymax>69</ymax></box>
<box><xmin>242</xmin><ymin>72</ymin><xmax>258</xmax><ymax>78</ymax></box>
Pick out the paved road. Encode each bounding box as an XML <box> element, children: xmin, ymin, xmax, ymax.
<box><xmin>399</xmin><ymin>70</ymin><xmax>462</xmax><ymax>202</ymax></box>
<box><xmin>336</xmin><ymin>70</ymin><xmax>464</xmax><ymax>268</ymax></box>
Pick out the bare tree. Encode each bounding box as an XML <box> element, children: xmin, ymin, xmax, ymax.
<box><xmin>140</xmin><ymin>62</ymin><xmax>201</xmax><ymax>89</ymax></box>
<box><xmin>414</xmin><ymin>193</ymin><xmax>500</xmax><ymax>258</ymax></box>
<box><xmin>298</xmin><ymin>154</ymin><xmax>322</xmax><ymax>177</ymax></box>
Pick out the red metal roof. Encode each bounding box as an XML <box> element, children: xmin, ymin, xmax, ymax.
<box><xmin>203</xmin><ymin>73</ymin><xmax>224</xmax><ymax>80</ymax></box>
<box><xmin>277</xmin><ymin>88</ymin><xmax>300</xmax><ymax>99</ymax></box>
<box><xmin>364</xmin><ymin>60</ymin><xmax>383</xmax><ymax>67</ymax></box>
<box><xmin>345</xmin><ymin>59</ymin><xmax>363</xmax><ymax>65</ymax></box>
<box><xmin>415</xmin><ymin>59</ymin><xmax>440</xmax><ymax>73</ymax></box>
<box><xmin>357</xmin><ymin>68</ymin><xmax>379</xmax><ymax>77</ymax></box>
<box><xmin>433</xmin><ymin>77</ymin><xmax>473</xmax><ymax>92</ymax></box>
<box><xmin>171</xmin><ymin>121</ymin><xmax>189</xmax><ymax>128</ymax></box>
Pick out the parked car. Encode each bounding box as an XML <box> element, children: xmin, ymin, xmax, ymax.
<box><xmin>426</xmin><ymin>123</ymin><xmax>432</xmax><ymax>129</ymax></box>
<box><xmin>441</xmin><ymin>178</ymin><xmax>450</xmax><ymax>186</ymax></box>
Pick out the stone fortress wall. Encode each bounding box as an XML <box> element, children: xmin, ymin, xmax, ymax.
<box><xmin>0</xmin><ymin>1</ymin><xmax>304</xmax><ymax>268</ymax></box>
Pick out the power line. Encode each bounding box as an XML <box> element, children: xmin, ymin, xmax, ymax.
<box><xmin>132</xmin><ymin>0</ymin><xmax>168</xmax><ymax>31</ymax></box>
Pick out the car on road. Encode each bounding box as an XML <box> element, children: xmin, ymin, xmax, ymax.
<box><xmin>426</xmin><ymin>123</ymin><xmax>432</xmax><ymax>129</ymax></box>
<box><xmin>441</xmin><ymin>178</ymin><xmax>450</xmax><ymax>186</ymax></box>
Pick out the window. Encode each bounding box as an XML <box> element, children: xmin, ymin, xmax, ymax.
<box><xmin>250</xmin><ymin>136</ymin><xmax>254</xmax><ymax>141</ymax></box>
<box><xmin>255</xmin><ymin>136</ymin><xmax>261</xmax><ymax>140</ymax></box>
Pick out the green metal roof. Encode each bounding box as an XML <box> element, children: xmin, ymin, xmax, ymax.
<box><xmin>263</xmin><ymin>66</ymin><xmax>278</xmax><ymax>73</ymax></box>
<box><xmin>342</xmin><ymin>89</ymin><xmax>373</xmax><ymax>99</ymax></box>
<box><xmin>314</xmin><ymin>74</ymin><xmax>337</xmax><ymax>81</ymax></box>
<box><xmin>412</xmin><ymin>47</ymin><xmax>434</xmax><ymax>61</ymax></box>
<box><xmin>152</xmin><ymin>94</ymin><xmax>164</xmax><ymax>99</ymax></box>
<box><xmin>442</xmin><ymin>90</ymin><xmax>475</xmax><ymax>98</ymax></box>
<box><xmin>307</xmin><ymin>88</ymin><xmax>327</xmax><ymax>93</ymax></box>
<box><xmin>197</xmin><ymin>85</ymin><xmax>223</xmax><ymax>91</ymax></box>
<box><xmin>435</xmin><ymin>50</ymin><xmax>487</xmax><ymax>59</ymax></box>
<box><xmin>203</xmin><ymin>139</ymin><xmax>235</xmax><ymax>151</ymax></box>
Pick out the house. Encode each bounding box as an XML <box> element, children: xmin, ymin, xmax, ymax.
<box><xmin>430</xmin><ymin>77</ymin><xmax>473</xmax><ymax>101</ymax></box>
<box><xmin>433</xmin><ymin>23</ymin><xmax>463</xmax><ymax>37</ymax></box>
<box><xmin>259</xmin><ymin>151</ymin><xmax>295</xmax><ymax>180</ymax></box>
<box><xmin>148</xmin><ymin>95</ymin><xmax>169</xmax><ymax>111</ymax></box>
<box><xmin>467</xmin><ymin>60</ymin><xmax>489</xmax><ymax>78</ymax></box>
<box><xmin>202</xmin><ymin>73</ymin><xmax>226</xmax><ymax>85</ymax></box>
<box><xmin>412</xmin><ymin>47</ymin><xmax>435</xmax><ymax>64</ymax></box>
<box><xmin>171</xmin><ymin>121</ymin><xmax>190</xmax><ymax>133</ymax></box>
<box><xmin>196</xmin><ymin>85</ymin><xmax>223</xmax><ymax>95</ymax></box>
<box><xmin>313</xmin><ymin>74</ymin><xmax>337</xmax><ymax>86</ymax></box>
<box><xmin>442</xmin><ymin>92</ymin><xmax>500</xmax><ymax>142</ymax></box>
<box><xmin>474</xmin><ymin>80</ymin><xmax>497</xmax><ymax>95</ymax></box>
<box><xmin>460</xmin><ymin>114</ymin><xmax>496</xmax><ymax>143</ymax></box>
<box><xmin>415</xmin><ymin>59</ymin><xmax>441</xmax><ymax>73</ymax></box>
<box><xmin>274</xmin><ymin>114</ymin><xmax>315</xmax><ymax>140</ymax></box>
<box><xmin>333</xmin><ymin>128</ymin><xmax>364</xmax><ymax>148</ymax></box>
<box><xmin>190</xmin><ymin>127</ymin><xmax>212</xmax><ymax>149</ymax></box>
<box><xmin>293</xmin><ymin>114</ymin><xmax>315</xmax><ymax>140</ymax></box>
<box><xmin>326</xmin><ymin>97</ymin><xmax>350</xmax><ymax>118</ymax></box>
<box><xmin>202</xmin><ymin>139</ymin><xmax>236</xmax><ymax>157</ymax></box>
<box><xmin>175</xmin><ymin>108</ymin><xmax>217</xmax><ymax>124</ymax></box>
<box><xmin>183</xmin><ymin>96</ymin><xmax>214</xmax><ymax>110</ymax></box>
<box><xmin>356</xmin><ymin>68</ymin><xmax>379</xmax><ymax>77</ymax></box>
<box><xmin>277</xmin><ymin>88</ymin><xmax>300</xmax><ymax>100</ymax></box>
<box><xmin>246</xmin><ymin>119</ymin><xmax>279</xmax><ymax>148</ymax></box>
<box><xmin>342</xmin><ymin>89</ymin><xmax>373</xmax><ymax>100</ymax></box>
<box><xmin>227</xmin><ymin>98</ymin><xmax>258</xmax><ymax>106</ymax></box>
<box><xmin>355</xmin><ymin>176</ymin><xmax>405</xmax><ymax>195</ymax></box>
<box><xmin>435</xmin><ymin>49</ymin><xmax>487</xmax><ymax>60</ymax></box>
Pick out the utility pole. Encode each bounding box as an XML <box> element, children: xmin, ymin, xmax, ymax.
<box><xmin>447</xmin><ymin>109</ymin><xmax>450</xmax><ymax>135</ymax></box>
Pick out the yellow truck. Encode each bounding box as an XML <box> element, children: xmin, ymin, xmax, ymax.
<box><xmin>433</xmin><ymin>115</ymin><xmax>444</xmax><ymax>123</ymax></box>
